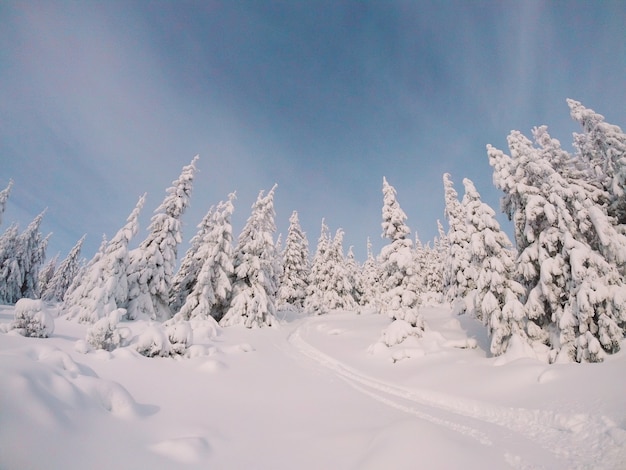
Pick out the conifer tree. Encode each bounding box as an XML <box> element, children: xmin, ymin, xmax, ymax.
<box><xmin>324</xmin><ymin>229</ymin><xmax>357</xmax><ymax>311</ymax></box>
<box><xmin>379</xmin><ymin>177</ymin><xmax>423</xmax><ymax>329</ymax></box>
<box><xmin>0</xmin><ymin>224</ymin><xmax>19</xmax><ymax>303</ymax></box>
<box><xmin>0</xmin><ymin>180</ymin><xmax>13</xmax><ymax>227</ymax></box>
<box><xmin>220</xmin><ymin>186</ymin><xmax>279</xmax><ymax>328</ymax></box>
<box><xmin>0</xmin><ymin>211</ymin><xmax>49</xmax><ymax>303</ymax></box>
<box><xmin>305</xmin><ymin>220</ymin><xmax>332</xmax><ymax>314</ymax></box>
<box><xmin>462</xmin><ymin>178</ymin><xmax>527</xmax><ymax>355</ymax></box>
<box><xmin>568</xmin><ymin>99</ymin><xmax>626</xmax><ymax>225</ymax></box>
<box><xmin>170</xmin><ymin>205</ymin><xmax>216</xmax><ymax>314</ymax></box>
<box><xmin>277</xmin><ymin>211</ymin><xmax>310</xmax><ymax>310</ymax></box>
<box><xmin>488</xmin><ymin>126</ymin><xmax>626</xmax><ymax>362</ymax></box>
<box><xmin>126</xmin><ymin>156</ymin><xmax>198</xmax><ymax>321</ymax></box>
<box><xmin>37</xmin><ymin>253</ymin><xmax>58</xmax><ymax>298</ymax></box>
<box><xmin>360</xmin><ymin>237</ymin><xmax>381</xmax><ymax>309</ymax></box>
<box><xmin>175</xmin><ymin>194</ymin><xmax>235</xmax><ymax>322</ymax></box>
<box><xmin>64</xmin><ymin>196</ymin><xmax>145</xmax><ymax>323</ymax></box>
<box><xmin>42</xmin><ymin>235</ymin><xmax>85</xmax><ymax>302</ymax></box>
<box><xmin>442</xmin><ymin>173</ymin><xmax>475</xmax><ymax>314</ymax></box>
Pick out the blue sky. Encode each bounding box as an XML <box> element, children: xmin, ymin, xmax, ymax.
<box><xmin>1</xmin><ymin>0</ymin><xmax>625</xmax><ymax>261</ymax></box>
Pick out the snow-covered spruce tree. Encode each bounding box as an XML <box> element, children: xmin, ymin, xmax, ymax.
<box><xmin>276</xmin><ymin>211</ymin><xmax>310</xmax><ymax>311</ymax></box>
<box><xmin>324</xmin><ymin>229</ymin><xmax>358</xmax><ymax>311</ymax></box>
<box><xmin>42</xmin><ymin>235</ymin><xmax>85</xmax><ymax>302</ymax></box>
<box><xmin>126</xmin><ymin>156</ymin><xmax>198</xmax><ymax>321</ymax></box>
<box><xmin>37</xmin><ymin>254</ymin><xmax>58</xmax><ymax>298</ymax></box>
<box><xmin>378</xmin><ymin>177</ymin><xmax>423</xmax><ymax>330</ymax></box>
<box><xmin>63</xmin><ymin>234</ymin><xmax>105</xmax><ymax>303</ymax></box>
<box><xmin>442</xmin><ymin>173</ymin><xmax>475</xmax><ymax>314</ymax></box>
<box><xmin>0</xmin><ymin>179</ymin><xmax>13</xmax><ymax>227</ymax></box>
<box><xmin>0</xmin><ymin>224</ymin><xmax>20</xmax><ymax>303</ymax></box>
<box><xmin>462</xmin><ymin>178</ymin><xmax>527</xmax><ymax>356</ymax></box>
<box><xmin>360</xmin><ymin>237</ymin><xmax>381</xmax><ymax>309</ymax></box>
<box><xmin>0</xmin><ymin>211</ymin><xmax>49</xmax><ymax>304</ymax></box>
<box><xmin>220</xmin><ymin>185</ymin><xmax>279</xmax><ymax>328</ymax></box>
<box><xmin>175</xmin><ymin>194</ymin><xmax>235</xmax><ymax>322</ymax></box>
<box><xmin>488</xmin><ymin>129</ymin><xmax>626</xmax><ymax>362</ymax></box>
<box><xmin>170</xmin><ymin>205</ymin><xmax>216</xmax><ymax>314</ymax></box>
<box><xmin>304</xmin><ymin>220</ymin><xmax>332</xmax><ymax>314</ymax></box>
<box><xmin>568</xmin><ymin>99</ymin><xmax>626</xmax><ymax>226</ymax></box>
<box><xmin>64</xmin><ymin>195</ymin><xmax>145</xmax><ymax>324</ymax></box>
<box><xmin>345</xmin><ymin>246</ymin><xmax>364</xmax><ymax>307</ymax></box>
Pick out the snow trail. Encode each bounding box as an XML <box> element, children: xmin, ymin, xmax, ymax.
<box><xmin>289</xmin><ymin>316</ymin><xmax>626</xmax><ymax>470</ymax></box>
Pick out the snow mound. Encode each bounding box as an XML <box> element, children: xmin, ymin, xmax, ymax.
<box><xmin>149</xmin><ymin>436</ymin><xmax>211</xmax><ymax>463</ymax></box>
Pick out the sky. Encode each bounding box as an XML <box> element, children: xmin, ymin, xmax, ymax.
<box><xmin>1</xmin><ymin>0</ymin><xmax>625</xmax><ymax>262</ymax></box>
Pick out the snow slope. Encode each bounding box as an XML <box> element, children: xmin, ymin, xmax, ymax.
<box><xmin>1</xmin><ymin>305</ymin><xmax>625</xmax><ymax>469</ymax></box>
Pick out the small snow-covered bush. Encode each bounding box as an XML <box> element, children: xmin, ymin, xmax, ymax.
<box><xmin>86</xmin><ymin>309</ymin><xmax>131</xmax><ymax>351</ymax></box>
<box><xmin>165</xmin><ymin>321</ymin><xmax>193</xmax><ymax>355</ymax></box>
<box><xmin>134</xmin><ymin>325</ymin><xmax>171</xmax><ymax>357</ymax></box>
<box><xmin>378</xmin><ymin>319</ymin><xmax>422</xmax><ymax>347</ymax></box>
<box><xmin>11</xmin><ymin>299</ymin><xmax>55</xmax><ymax>338</ymax></box>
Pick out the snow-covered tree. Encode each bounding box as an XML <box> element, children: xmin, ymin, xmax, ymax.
<box><xmin>10</xmin><ymin>298</ymin><xmax>54</xmax><ymax>338</ymax></box>
<box><xmin>305</xmin><ymin>220</ymin><xmax>332</xmax><ymax>314</ymax></box>
<box><xmin>37</xmin><ymin>254</ymin><xmax>58</xmax><ymax>298</ymax></box>
<box><xmin>175</xmin><ymin>194</ymin><xmax>235</xmax><ymax>322</ymax></box>
<box><xmin>64</xmin><ymin>195</ymin><xmax>145</xmax><ymax>324</ymax></box>
<box><xmin>0</xmin><ymin>211</ymin><xmax>48</xmax><ymax>304</ymax></box>
<box><xmin>324</xmin><ymin>229</ymin><xmax>358</xmax><ymax>311</ymax></box>
<box><xmin>360</xmin><ymin>237</ymin><xmax>381</xmax><ymax>309</ymax></box>
<box><xmin>568</xmin><ymin>99</ymin><xmax>626</xmax><ymax>225</ymax></box>
<box><xmin>0</xmin><ymin>179</ymin><xmax>13</xmax><ymax>227</ymax></box>
<box><xmin>126</xmin><ymin>156</ymin><xmax>198</xmax><ymax>321</ymax></box>
<box><xmin>220</xmin><ymin>185</ymin><xmax>279</xmax><ymax>328</ymax></box>
<box><xmin>345</xmin><ymin>246</ymin><xmax>364</xmax><ymax>307</ymax></box>
<box><xmin>378</xmin><ymin>177</ymin><xmax>423</xmax><ymax>329</ymax></box>
<box><xmin>42</xmin><ymin>235</ymin><xmax>85</xmax><ymax>302</ymax></box>
<box><xmin>170</xmin><ymin>205</ymin><xmax>216</xmax><ymax>314</ymax></box>
<box><xmin>462</xmin><ymin>178</ymin><xmax>527</xmax><ymax>356</ymax></box>
<box><xmin>277</xmin><ymin>211</ymin><xmax>310</xmax><ymax>310</ymax></box>
<box><xmin>442</xmin><ymin>173</ymin><xmax>475</xmax><ymax>314</ymax></box>
<box><xmin>85</xmin><ymin>309</ymin><xmax>131</xmax><ymax>351</ymax></box>
<box><xmin>488</xmin><ymin>125</ymin><xmax>626</xmax><ymax>362</ymax></box>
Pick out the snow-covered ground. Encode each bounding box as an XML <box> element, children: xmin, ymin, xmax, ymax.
<box><xmin>1</xmin><ymin>304</ymin><xmax>625</xmax><ymax>469</ymax></box>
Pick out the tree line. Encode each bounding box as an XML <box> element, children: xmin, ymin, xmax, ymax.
<box><xmin>1</xmin><ymin>99</ymin><xmax>624</xmax><ymax>363</ymax></box>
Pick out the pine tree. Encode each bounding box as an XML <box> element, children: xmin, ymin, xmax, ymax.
<box><xmin>170</xmin><ymin>205</ymin><xmax>216</xmax><ymax>314</ymax></box>
<box><xmin>277</xmin><ymin>211</ymin><xmax>310</xmax><ymax>310</ymax></box>
<box><xmin>0</xmin><ymin>224</ymin><xmax>19</xmax><ymax>304</ymax></box>
<box><xmin>488</xmin><ymin>126</ymin><xmax>626</xmax><ymax>362</ymax></box>
<box><xmin>64</xmin><ymin>195</ymin><xmax>145</xmax><ymax>324</ymax></box>
<box><xmin>220</xmin><ymin>185</ymin><xmax>279</xmax><ymax>328</ymax></box>
<box><xmin>175</xmin><ymin>194</ymin><xmax>235</xmax><ymax>322</ymax></box>
<box><xmin>324</xmin><ymin>229</ymin><xmax>357</xmax><ymax>311</ymax></box>
<box><xmin>0</xmin><ymin>180</ymin><xmax>13</xmax><ymax>228</ymax></box>
<box><xmin>442</xmin><ymin>173</ymin><xmax>475</xmax><ymax>314</ymax></box>
<box><xmin>568</xmin><ymin>99</ymin><xmax>626</xmax><ymax>225</ymax></box>
<box><xmin>37</xmin><ymin>253</ymin><xmax>58</xmax><ymax>298</ymax></box>
<box><xmin>360</xmin><ymin>237</ymin><xmax>381</xmax><ymax>309</ymax></box>
<box><xmin>42</xmin><ymin>235</ymin><xmax>85</xmax><ymax>302</ymax></box>
<box><xmin>0</xmin><ymin>211</ymin><xmax>49</xmax><ymax>303</ymax></box>
<box><xmin>345</xmin><ymin>246</ymin><xmax>364</xmax><ymax>307</ymax></box>
<box><xmin>126</xmin><ymin>156</ymin><xmax>198</xmax><ymax>321</ymax></box>
<box><xmin>305</xmin><ymin>220</ymin><xmax>332</xmax><ymax>314</ymax></box>
<box><xmin>462</xmin><ymin>178</ymin><xmax>527</xmax><ymax>355</ymax></box>
<box><xmin>378</xmin><ymin>177</ymin><xmax>423</xmax><ymax>329</ymax></box>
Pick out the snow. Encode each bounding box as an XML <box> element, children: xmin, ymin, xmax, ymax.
<box><xmin>1</xmin><ymin>303</ymin><xmax>625</xmax><ymax>469</ymax></box>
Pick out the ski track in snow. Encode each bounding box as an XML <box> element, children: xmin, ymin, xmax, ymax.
<box><xmin>288</xmin><ymin>316</ymin><xmax>626</xmax><ymax>470</ymax></box>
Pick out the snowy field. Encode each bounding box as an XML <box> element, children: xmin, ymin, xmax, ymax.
<box><xmin>1</xmin><ymin>304</ymin><xmax>625</xmax><ymax>470</ymax></box>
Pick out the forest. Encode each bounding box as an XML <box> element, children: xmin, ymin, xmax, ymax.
<box><xmin>1</xmin><ymin>98</ymin><xmax>625</xmax><ymax>364</ymax></box>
